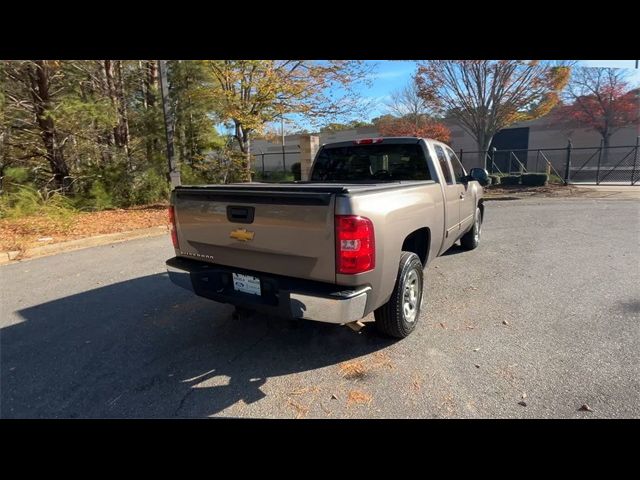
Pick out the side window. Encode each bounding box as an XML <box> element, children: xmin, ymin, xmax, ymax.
<box><xmin>446</xmin><ymin>148</ymin><xmax>467</xmax><ymax>183</ymax></box>
<box><xmin>434</xmin><ymin>145</ymin><xmax>454</xmax><ymax>185</ymax></box>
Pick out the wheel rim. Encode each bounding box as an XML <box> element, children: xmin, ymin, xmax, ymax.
<box><xmin>474</xmin><ymin>209</ymin><xmax>481</xmax><ymax>243</ymax></box>
<box><xmin>403</xmin><ymin>270</ymin><xmax>420</xmax><ymax>323</ymax></box>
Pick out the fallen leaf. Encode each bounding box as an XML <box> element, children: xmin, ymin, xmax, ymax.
<box><xmin>371</xmin><ymin>352</ymin><xmax>394</xmax><ymax>370</ymax></box>
<box><xmin>320</xmin><ymin>402</ymin><xmax>331</xmax><ymax>415</ymax></box>
<box><xmin>578</xmin><ymin>404</ymin><xmax>594</xmax><ymax>412</ymax></box>
<box><xmin>330</xmin><ymin>394</ymin><xmax>338</xmax><ymax>400</ymax></box>
<box><xmin>518</xmin><ymin>401</ymin><xmax>527</xmax><ymax>407</ymax></box>
<box><xmin>502</xmin><ymin>320</ymin><xmax>510</xmax><ymax>326</ymax></box>
<box><xmin>473</xmin><ymin>348</ymin><xmax>480</xmax><ymax>352</ymax></box>
<box><xmin>289</xmin><ymin>386</ymin><xmax>321</xmax><ymax>396</ymax></box>
<box><xmin>474</xmin><ymin>364</ymin><xmax>480</xmax><ymax>369</ymax></box>
<box><xmin>287</xmin><ymin>399</ymin><xmax>309</xmax><ymax>419</ymax></box>
<box><xmin>339</xmin><ymin>360</ymin><xmax>367</xmax><ymax>380</ymax></box>
<box><xmin>347</xmin><ymin>390</ymin><xmax>372</xmax><ymax>406</ymax></box>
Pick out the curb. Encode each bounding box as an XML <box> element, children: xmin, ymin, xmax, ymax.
<box><xmin>0</xmin><ymin>225</ymin><xmax>168</xmax><ymax>266</ymax></box>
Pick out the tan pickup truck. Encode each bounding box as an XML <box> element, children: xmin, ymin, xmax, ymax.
<box><xmin>166</xmin><ymin>137</ymin><xmax>488</xmax><ymax>338</ymax></box>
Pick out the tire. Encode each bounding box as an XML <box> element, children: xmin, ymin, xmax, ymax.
<box><xmin>460</xmin><ymin>206</ymin><xmax>482</xmax><ymax>250</ymax></box>
<box><xmin>374</xmin><ymin>251</ymin><xmax>423</xmax><ymax>339</ymax></box>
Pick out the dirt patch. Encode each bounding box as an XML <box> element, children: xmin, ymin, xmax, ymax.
<box><xmin>0</xmin><ymin>204</ymin><xmax>169</xmax><ymax>253</ymax></box>
<box><xmin>484</xmin><ymin>183</ymin><xmax>631</xmax><ymax>200</ymax></box>
<box><xmin>485</xmin><ymin>184</ymin><xmax>585</xmax><ymax>198</ymax></box>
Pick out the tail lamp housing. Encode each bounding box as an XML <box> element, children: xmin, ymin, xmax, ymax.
<box><xmin>335</xmin><ymin>215</ymin><xmax>375</xmax><ymax>274</ymax></box>
<box><xmin>168</xmin><ymin>206</ymin><xmax>179</xmax><ymax>249</ymax></box>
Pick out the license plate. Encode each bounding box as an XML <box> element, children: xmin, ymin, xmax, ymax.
<box><xmin>232</xmin><ymin>273</ymin><xmax>261</xmax><ymax>296</ymax></box>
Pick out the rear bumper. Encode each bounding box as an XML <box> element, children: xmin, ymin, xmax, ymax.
<box><xmin>166</xmin><ymin>256</ymin><xmax>370</xmax><ymax>324</ymax></box>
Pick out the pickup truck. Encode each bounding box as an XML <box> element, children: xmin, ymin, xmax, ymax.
<box><xmin>166</xmin><ymin>137</ymin><xmax>488</xmax><ymax>338</ymax></box>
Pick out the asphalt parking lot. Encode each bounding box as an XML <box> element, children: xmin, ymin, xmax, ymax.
<box><xmin>1</xmin><ymin>197</ymin><xmax>639</xmax><ymax>418</ymax></box>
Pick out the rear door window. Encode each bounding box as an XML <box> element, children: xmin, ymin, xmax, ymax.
<box><xmin>434</xmin><ymin>145</ymin><xmax>454</xmax><ymax>185</ymax></box>
<box><xmin>445</xmin><ymin>148</ymin><xmax>467</xmax><ymax>183</ymax></box>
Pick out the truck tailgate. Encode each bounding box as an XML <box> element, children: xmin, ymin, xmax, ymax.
<box><xmin>172</xmin><ymin>186</ymin><xmax>337</xmax><ymax>283</ymax></box>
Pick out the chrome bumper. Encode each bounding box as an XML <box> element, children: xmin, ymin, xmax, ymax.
<box><xmin>166</xmin><ymin>257</ymin><xmax>370</xmax><ymax>325</ymax></box>
<box><xmin>289</xmin><ymin>288</ymin><xmax>370</xmax><ymax>324</ymax></box>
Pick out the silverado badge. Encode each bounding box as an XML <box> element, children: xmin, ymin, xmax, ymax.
<box><xmin>229</xmin><ymin>228</ymin><xmax>255</xmax><ymax>242</ymax></box>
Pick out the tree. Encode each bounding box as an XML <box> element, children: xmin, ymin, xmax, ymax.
<box><xmin>167</xmin><ymin>61</ymin><xmax>224</xmax><ymax>171</ymax></box>
<box><xmin>554</xmin><ymin>67</ymin><xmax>639</xmax><ymax>154</ymax></box>
<box><xmin>415</xmin><ymin>60</ymin><xmax>570</xmax><ymax>164</ymax></box>
<box><xmin>385</xmin><ymin>80</ymin><xmax>434</xmax><ymax>126</ymax></box>
<box><xmin>319</xmin><ymin>120</ymin><xmax>372</xmax><ymax>133</ymax></box>
<box><xmin>3</xmin><ymin>61</ymin><xmax>74</xmax><ymax>190</ymax></box>
<box><xmin>375</xmin><ymin>115</ymin><xmax>451</xmax><ymax>143</ymax></box>
<box><xmin>204</xmin><ymin>60</ymin><xmax>372</xmax><ymax>180</ymax></box>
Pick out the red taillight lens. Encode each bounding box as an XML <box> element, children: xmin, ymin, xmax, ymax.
<box><xmin>354</xmin><ymin>138</ymin><xmax>383</xmax><ymax>145</ymax></box>
<box><xmin>335</xmin><ymin>215</ymin><xmax>375</xmax><ymax>274</ymax></box>
<box><xmin>168</xmin><ymin>206</ymin><xmax>179</xmax><ymax>249</ymax></box>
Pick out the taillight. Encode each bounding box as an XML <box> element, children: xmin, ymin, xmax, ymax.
<box><xmin>168</xmin><ymin>206</ymin><xmax>179</xmax><ymax>249</ymax></box>
<box><xmin>335</xmin><ymin>215</ymin><xmax>375</xmax><ymax>274</ymax></box>
<box><xmin>354</xmin><ymin>138</ymin><xmax>383</xmax><ymax>145</ymax></box>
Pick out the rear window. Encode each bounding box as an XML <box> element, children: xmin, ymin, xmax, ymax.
<box><xmin>310</xmin><ymin>143</ymin><xmax>432</xmax><ymax>182</ymax></box>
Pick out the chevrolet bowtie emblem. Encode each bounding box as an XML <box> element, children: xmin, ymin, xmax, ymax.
<box><xmin>229</xmin><ymin>228</ymin><xmax>255</xmax><ymax>242</ymax></box>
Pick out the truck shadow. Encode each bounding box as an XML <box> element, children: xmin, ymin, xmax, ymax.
<box><xmin>2</xmin><ymin>272</ymin><xmax>393</xmax><ymax>418</ymax></box>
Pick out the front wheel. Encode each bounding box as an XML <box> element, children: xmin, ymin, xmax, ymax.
<box><xmin>460</xmin><ymin>206</ymin><xmax>482</xmax><ymax>250</ymax></box>
<box><xmin>374</xmin><ymin>251</ymin><xmax>423</xmax><ymax>339</ymax></box>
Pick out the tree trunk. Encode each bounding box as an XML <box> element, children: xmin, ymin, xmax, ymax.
<box><xmin>141</xmin><ymin>60</ymin><xmax>159</xmax><ymax>164</ymax></box>
<box><xmin>27</xmin><ymin>61</ymin><xmax>70</xmax><ymax>190</ymax></box>
<box><xmin>103</xmin><ymin>60</ymin><xmax>131</xmax><ymax>168</ymax></box>
<box><xmin>145</xmin><ymin>60</ymin><xmax>157</xmax><ymax>108</ymax></box>
<box><xmin>115</xmin><ymin>61</ymin><xmax>131</xmax><ymax>169</ymax></box>
<box><xmin>601</xmin><ymin>133</ymin><xmax>611</xmax><ymax>166</ymax></box>
<box><xmin>234</xmin><ymin>121</ymin><xmax>252</xmax><ymax>182</ymax></box>
<box><xmin>475</xmin><ymin>131</ymin><xmax>493</xmax><ymax>171</ymax></box>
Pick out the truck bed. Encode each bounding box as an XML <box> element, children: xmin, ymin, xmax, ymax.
<box><xmin>171</xmin><ymin>180</ymin><xmax>436</xmax><ymax>284</ymax></box>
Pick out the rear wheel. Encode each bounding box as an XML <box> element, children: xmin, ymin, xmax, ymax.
<box><xmin>374</xmin><ymin>251</ymin><xmax>423</xmax><ymax>339</ymax></box>
<box><xmin>460</xmin><ymin>206</ymin><xmax>482</xmax><ymax>250</ymax></box>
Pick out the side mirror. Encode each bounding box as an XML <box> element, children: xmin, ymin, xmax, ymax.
<box><xmin>469</xmin><ymin>167</ymin><xmax>490</xmax><ymax>186</ymax></box>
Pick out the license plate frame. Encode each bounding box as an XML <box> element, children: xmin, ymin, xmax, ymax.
<box><xmin>232</xmin><ymin>273</ymin><xmax>262</xmax><ymax>296</ymax></box>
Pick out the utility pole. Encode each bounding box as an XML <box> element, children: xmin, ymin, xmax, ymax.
<box><xmin>158</xmin><ymin>60</ymin><xmax>181</xmax><ymax>188</ymax></box>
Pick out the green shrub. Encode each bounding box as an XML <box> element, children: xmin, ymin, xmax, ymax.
<box><xmin>488</xmin><ymin>174</ymin><xmax>501</xmax><ymax>186</ymax></box>
<box><xmin>521</xmin><ymin>173</ymin><xmax>548</xmax><ymax>186</ymax></box>
<box><xmin>3</xmin><ymin>166</ymin><xmax>31</xmax><ymax>185</ymax></box>
<box><xmin>290</xmin><ymin>162</ymin><xmax>301</xmax><ymax>181</ymax></box>
<box><xmin>258</xmin><ymin>171</ymin><xmax>295</xmax><ymax>182</ymax></box>
<box><xmin>88</xmin><ymin>180</ymin><xmax>115</xmax><ymax>210</ymax></box>
<box><xmin>131</xmin><ymin>169</ymin><xmax>170</xmax><ymax>205</ymax></box>
<box><xmin>500</xmin><ymin>175</ymin><xmax>521</xmax><ymax>186</ymax></box>
<box><xmin>0</xmin><ymin>185</ymin><xmax>76</xmax><ymax>223</ymax></box>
